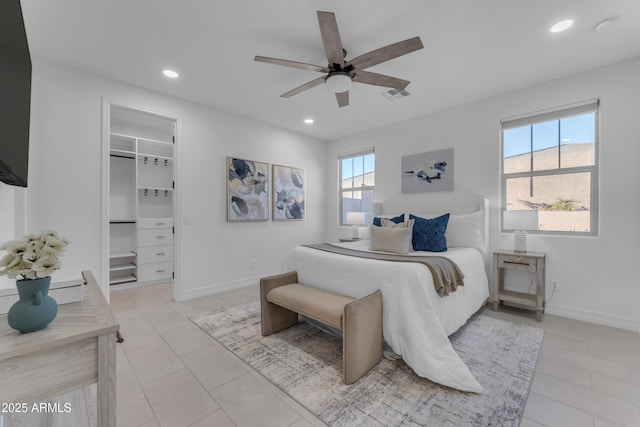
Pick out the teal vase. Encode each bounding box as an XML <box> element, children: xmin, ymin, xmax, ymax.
<box><xmin>8</xmin><ymin>277</ymin><xmax>58</xmax><ymax>333</ymax></box>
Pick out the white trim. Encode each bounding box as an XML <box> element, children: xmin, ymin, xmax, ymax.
<box><xmin>175</xmin><ymin>275</ymin><xmax>261</xmax><ymax>302</ymax></box>
<box><xmin>100</xmin><ymin>98</ymin><xmax>110</xmax><ymax>301</ymax></box>
<box><xmin>172</xmin><ymin>117</ymin><xmax>183</xmax><ymax>304</ymax></box>
<box><xmin>545</xmin><ymin>303</ymin><xmax>639</xmax><ymax>334</ymax></box>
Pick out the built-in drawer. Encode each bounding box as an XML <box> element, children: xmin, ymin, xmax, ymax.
<box><xmin>138</xmin><ymin>228</ymin><xmax>173</xmax><ymax>247</ymax></box>
<box><xmin>497</xmin><ymin>254</ymin><xmax>537</xmax><ymax>272</ymax></box>
<box><xmin>137</xmin><ymin>262</ymin><xmax>173</xmax><ymax>282</ymax></box>
<box><xmin>137</xmin><ymin>218</ymin><xmax>173</xmax><ymax>230</ymax></box>
<box><xmin>137</xmin><ymin>245</ymin><xmax>173</xmax><ymax>264</ymax></box>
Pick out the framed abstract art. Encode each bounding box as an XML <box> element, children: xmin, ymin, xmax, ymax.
<box><xmin>402</xmin><ymin>148</ymin><xmax>454</xmax><ymax>193</ymax></box>
<box><xmin>227</xmin><ymin>157</ymin><xmax>269</xmax><ymax>221</ymax></box>
<box><xmin>272</xmin><ymin>164</ymin><xmax>305</xmax><ymax>220</ymax></box>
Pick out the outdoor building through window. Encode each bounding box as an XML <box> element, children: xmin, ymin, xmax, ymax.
<box><xmin>339</xmin><ymin>149</ymin><xmax>374</xmax><ymax>226</ymax></box>
<box><xmin>501</xmin><ymin>100</ymin><xmax>598</xmax><ymax>235</ymax></box>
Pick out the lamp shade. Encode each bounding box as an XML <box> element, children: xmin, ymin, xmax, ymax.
<box><xmin>345</xmin><ymin>211</ymin><xmax>365</xmax><ymax>239</ymax></box>
<box><xmin>325</xmin><ymin>72</ymin><xmax>352</xmax><ymax>93</ymax></box>
<box><xmin>503</xmin><ymin>210</ymin><xmax>538</xmax><ymax>231</ymax></box>
<box><xmin>345</xmin><ymin>211</ymin><xmax>366</xmax><ymax>225</ymax></box>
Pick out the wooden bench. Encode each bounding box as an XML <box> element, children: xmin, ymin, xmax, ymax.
<box><xmin>260</xmin><ymin>271</ymin><xmax>382</xmax><ymax>384</ymax></box>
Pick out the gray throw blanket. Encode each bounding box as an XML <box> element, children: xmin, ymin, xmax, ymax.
<box><xmin>304</xmin><ymin>243</ymin><xmax>465</xmax><ymax>296</ymax></box>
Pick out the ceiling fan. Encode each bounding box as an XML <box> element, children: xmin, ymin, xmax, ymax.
<box><xmin>254</xmin><ymin>11</ymin><xmax>424</xmax><ymax>108</ymax></box>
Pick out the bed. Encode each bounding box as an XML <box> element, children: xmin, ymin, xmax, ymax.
<box><xmin>281</xmin><ymin>197</ymin><xmax>490</xmax><ymax>393</ymax></box>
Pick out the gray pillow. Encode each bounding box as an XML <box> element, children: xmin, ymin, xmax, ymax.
<box><xmin>369</xmin><ymin>225</ymin><xmax>413</xmax><ymax>254</ymax></box>
<box><xmin>382</xmin><ymin>218</ymin><xmax>415</xmax><ymax>229</ymax></box>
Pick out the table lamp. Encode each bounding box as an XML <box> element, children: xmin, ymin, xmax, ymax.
<box><xmin>345</xmin><ymin>212</ymin><xmax>366</xmax><ymax>239</ymax></box>
<box><xmin>503</xmin><ymin>210</ymin><xmax>538</xmax><ymax>253</ymax></box>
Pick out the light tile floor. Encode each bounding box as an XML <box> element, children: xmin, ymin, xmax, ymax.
<box><xmin>110</xmin><ymin>283</ymin><xmax>640</xmax><ymax>427</ymax></box>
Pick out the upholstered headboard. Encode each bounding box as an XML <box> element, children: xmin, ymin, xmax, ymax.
<box><xmin>376</xmin><ymin>197</ymin><xmax>490</xmax><ymax>260</ymax></box>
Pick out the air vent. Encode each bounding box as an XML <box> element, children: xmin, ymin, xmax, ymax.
<box><xmin>381</xmin><ymin>89</ymin><xmax>411</xmax><ymax>101</ymax></box>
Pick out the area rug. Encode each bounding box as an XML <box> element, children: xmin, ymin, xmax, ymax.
<box><xmin>190</xmin><ymin>300</ymin><xmax>543</xmax><ymax>427</ymax></box>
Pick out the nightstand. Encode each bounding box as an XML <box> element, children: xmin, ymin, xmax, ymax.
<box><xmin>492</xmin><ymin>250</ymin><xmax>546</xmax><ymax>321</ymax></box>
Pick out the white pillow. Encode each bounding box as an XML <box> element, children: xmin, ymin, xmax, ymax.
<box><xmin>411</xmin><ymin>210</ymin><xmax>484</xmax><ymax>250</ymax></box>
<box><xmin>447</xmin><ymin>210</ymin><xmax>484</xmax><ymax>249</ymax></box>
<box><xmin>369</xmin><ymin>225</ymin><xmax>413</xmax><ymax>254</ymax></box>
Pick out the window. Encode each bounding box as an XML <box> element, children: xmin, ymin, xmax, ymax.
<box><xmin>339</xmin><ymin>149</ymin><xmax>374</xmax><ymax>226</ymax></box>
<box><xmin>501</xmin><ymin>101</ymin><xmax>598</xmax><ymax>235</ymax></box>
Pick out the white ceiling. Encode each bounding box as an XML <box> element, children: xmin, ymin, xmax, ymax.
<box><xmin>20</xmin><ymin>0</ymin><xmax>640</xmax><ymax>141</ymax></box>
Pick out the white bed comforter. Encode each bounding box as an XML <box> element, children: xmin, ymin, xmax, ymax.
<box><xmin>281</xmin><ymin>240</ymin><xmax>490</xmax><ymax>393</ymax></box>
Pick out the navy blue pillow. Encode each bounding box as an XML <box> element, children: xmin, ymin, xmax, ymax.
<box><xmin>409</xmin><ymin>213</ymin><xmax>450</xmax><ymax>252</ymax></box>
<box><xmin>372</xmin><ymin>214</ymin><xmax>404</xmax><ymax>227</ymax></box>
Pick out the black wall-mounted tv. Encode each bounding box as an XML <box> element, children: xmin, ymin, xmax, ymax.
<box><xmin>0</xmin><ymin>0</ymin><xmax>32</xmax><ymax>187</ymax></box>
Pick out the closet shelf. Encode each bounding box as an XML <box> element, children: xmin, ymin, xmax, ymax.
<box><xmin>110</xmin><ymin>251</ymin><xmax>137</xmax><ymax>259</ymax></box>
<box><xmin>110</xmin><ymin>132</ymin><xmax>172</xmax><ymax>146</ymax></box>
<box><xmin>110</xmin><ymin>132</ymin><xmax>136</xmax><ymax>141</ymax></box>
<box><xmin>109</xmin><ymin>263</ymin><xmax>137</xmax><ymax>272</ymax></box>
<box><xmin>138</xmin><ymin>137</ymin><xmax>173</xmax><ymax>146</ymax></box>
<box><xmin>109</xmin><ymin>275</ymin><xmax>137</xmax><ymax>285</ymax></box>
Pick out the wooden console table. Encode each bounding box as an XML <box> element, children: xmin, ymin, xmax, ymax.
<box><xmin>0</xmin><ymin>271</ymin><xmax>119</xmax><ymax>426</ymax></box>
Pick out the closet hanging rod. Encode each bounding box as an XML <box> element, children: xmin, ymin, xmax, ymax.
<box><xmin>110</xmin><ymin>154</ymin><xmax>135</xmax><ymax>160</ymax></box>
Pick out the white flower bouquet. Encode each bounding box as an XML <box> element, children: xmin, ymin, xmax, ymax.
<box><xmin>0</xmin><ymin>231</ymin><xmax>69</xmax><ymax>280</ymax></box>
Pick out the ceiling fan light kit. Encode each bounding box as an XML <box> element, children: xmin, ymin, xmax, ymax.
<box><xmin>255</xmin><ymin>11</ymin><xmax>423</xmax><ymax>107</ymax></box>
<box><xmin>325</xmin><ymin>72</ymin><xmax>352</xmax><ymax>93</ymax></box>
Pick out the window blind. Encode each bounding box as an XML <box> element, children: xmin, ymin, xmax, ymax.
<box><xmin>501</xmin><ymin>100</ymin><xmax>599</xmax><ymax>130</ymax></box>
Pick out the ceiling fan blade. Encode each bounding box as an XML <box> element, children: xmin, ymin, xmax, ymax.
<box><xmin>347</xmin><ymin>36</ymin><xmax>423</xmax><ymax>71</ymax></box>
<box><xmin>281</xmin><ymin>76</ymin><xmax>326</xmax><ymax>98</ymax></box>
<box><xmin>317</xmin><ymin>11</ymin><xmax>345</xmax><ymax>67</ymax></box>
<box><xmin>254</xmin><ymin>56</ymin><xmax>329</xmax><ymax>73</ymax></box>
<box><xmin>335</xmin><ymin>91</ymin><xmax>349</xmax><ymax>107</ymax></box>
<box><xmin>353</xmin><ymin>70</ymin><xmax>409</xmax><ymax>89</ymax></box>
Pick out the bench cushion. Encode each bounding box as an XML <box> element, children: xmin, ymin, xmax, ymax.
<box><xmin>266</xmin><ymin>283</ymin><xmax>354</xmax><ymax>330</ymax></box>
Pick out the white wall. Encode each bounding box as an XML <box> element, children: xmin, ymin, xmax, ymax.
<box><xmin>326</xmin><ymin>57</ymin><xmax>640</xmax><ymax>332</ymax></box>
<box><xmin>0</xmin><ymin>184</ymin><xmax>26</xmax><ymax>249</ymax></box>
<box><xmin>21</xmin><ymin>57</ymin><xmax>326</xmax><ymax>300</ymax></box>
<box><xmin>0</xmin><ymin>183</ymin><xmax>15</xmax><ymax>244</ymax></box>
<box><xmin>0</xmin><ymin>184</ymin><xmax>26</xmax><ymax>290</ymax></box>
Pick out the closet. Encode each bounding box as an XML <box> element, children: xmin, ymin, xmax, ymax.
<box><xmin>105</xmin><ymin>104</ymin><xmax>176</xmax><ymax>290</ymax></box>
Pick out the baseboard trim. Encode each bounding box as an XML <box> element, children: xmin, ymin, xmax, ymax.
<box><xmin>174</xmin><ymin>275</ymin><xmax>262</xmax><ymax>301</ymax></box>
<box><xmin>546</xmin><ymin>303</ymin><xmax>639</xmax><ymax>334</ymax></box>
<box><xmin>176</xmin><ymin>281</ymin><xmax>640</xmax><ymax>335</ymax></box>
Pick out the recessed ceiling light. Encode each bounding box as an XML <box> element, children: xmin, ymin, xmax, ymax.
<box><xmin>595</xmin><ymin>16</ymin><xmax>620</xmax><ymax>33</ymax></box>
<box><xmin>162</xmin><ymin>69</ymin><xmax>179</xmax><ymax>78</ymax></box>
<box><xmin>304</xmin><ymin>118</ymin><xmax>314</xmax><ymax>124</ymax></box>
<box><xmin>550</xmin><ymin>19</ymin><xmax>574</xmax><ymax>33</ymax></box>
